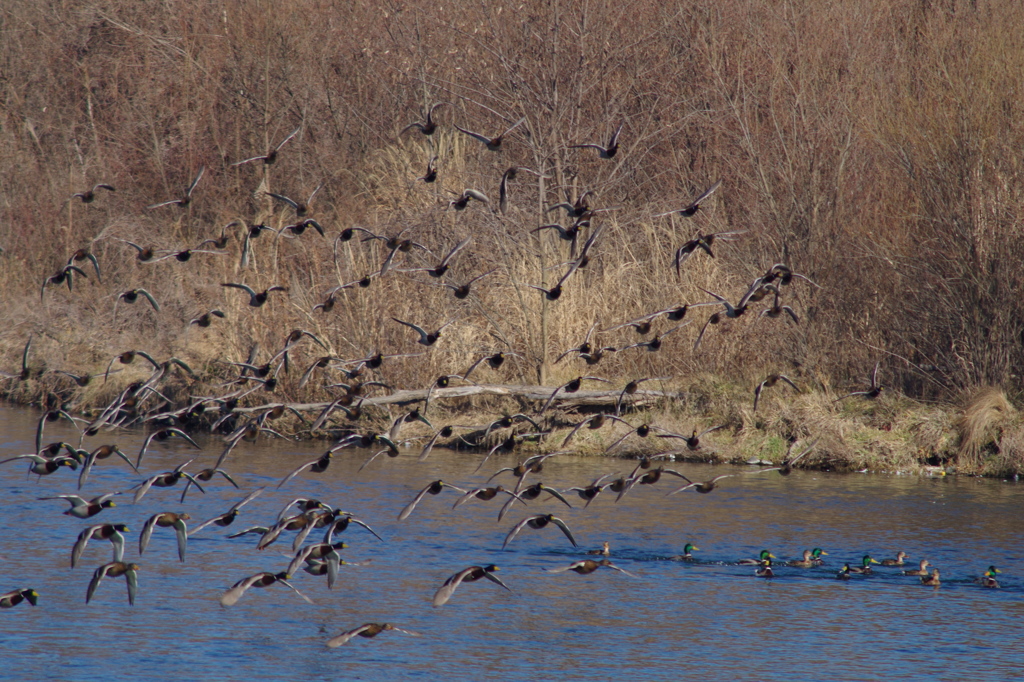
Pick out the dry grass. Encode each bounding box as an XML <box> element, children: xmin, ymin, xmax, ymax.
<box><xmin>1</xmin><ymin>0</ymin><xmax>1023</xmax><ymax>476</ymax></box>
<box><xmin>956</xmin><ymin>386</ymin><xmax>1015</xmax><ymax>470</ymax></box>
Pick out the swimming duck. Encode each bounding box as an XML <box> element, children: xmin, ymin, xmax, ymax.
<box><xmin>220</xmin><ymin>571</ymin><xmax>312</xmax><ymax>607</ymax></box>
<box><xmin>920</xmin><ymin>569</ymin><xmax>941</xmax><ymax>587</ymax></box>
<box><xmin>787</xmin><ymin>548</ymin><xmax>828</xmax><ymax>568</ymax></box>
<box><xmin>71</xmin><ymin>523</ymin><xmax>129</xmax><ymax>567</ymax></box>
<box><xmin>232</xmin><ymin>126</ymin><xmax>300</xmax><ymax>166</ymax></box>
<box><xmin>849</xmin><ymin>555</ymin><xmax>880</xmax><ymax>574</ymax></box>
<box><xmin>755</xmin><ymin>559</ymin><xmax>775</xmax><ymax>578</ymax></box>
<box><xmin>139</xmin><ymin>512</ymin><xmax>191</xmax><ymax>562</ymax></box>
<box><xmin>739</xmin><ymin>550</ymin><xmax>776</xmax><ymax>566</ymax></box>
<box><xmin>671</xmin><ymin>543</ymin><xmax>700</xmax><ymax>561</ymax></box>
<box><xmin>86</xmin><ymin>562</ymin><xmax>139</xmax><ymax>605</ymax></box>
<box><xmin>147</xmin><ymin>166</ymin><xmax>205</xmax><ymax>209</ymax></box>
<box><xmin>0</xmin><ymin>588</ymin><xmax>38</xmax><ymax>608</ymax></box>
<box><xmin>836</xmin><ymin>564</ymin><xmax>852</xmax><ymax>580</ymax></box>
<box><xmin>502</xmin><ymin>514</ymin><xmax>577</xmax><ymax>550</ymax></box>
<box><xmin>977</xmin><ymin>566</ymin><xmax>1001</xmax><ymax>588</ymax></box>
<box><xmin>433</xmin><ymin>565</ymin><xmax>510</xmax><ymax>606</ymax></box>
<box><xmin>586</xmin><ymin>541</ymin><xmax>611</xmax><ymax>556</ymax></box>
<box><xmin>327</xmin><ymin>623</ymin><xmax>421</xmax><ymax>648</ymax></box>
<box><xmin>880</xmin><ymin>551</ymin><xmax>910</xmax><ymax>566</ymax></box>
<box><xmin>902</xmin><ymin>560</ymin><xmax>931</xmax><ymax>576</ymax></box>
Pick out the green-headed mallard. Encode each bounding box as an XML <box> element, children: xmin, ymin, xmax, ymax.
<box><xmin>755</xmin><ymin>558</ymin><xmax>775</xmax><ymax>578</ymax></box>
<box><xmin>787</xmin><ymin>548</ymin><xmax>828</xmax><ymax>568</ymax></box>
<box><xmin>671</xmin><ymin>542</ymin><xmax>700</xmax><ymax>561</ymax></box>
<box><xmin>739</xmin><ymin>549</ymin><xmax>775</xmax><ymax>566</ymax></box>
<box><xmin>849</xmin><ymin>555</ymin><xmax>880</xmax><ymax>574</ymax></box>
<box><xmin>977</xmin><ymin>566</ymin><xmax>1001</xmax><ymax>588</ymax></box>
<box><xmin>72</xmin><ymin>523</ymin><xmax>129</xmax><ymax>568</ymax></box>
<box><xmin>0</xmin><ymin>588</ymin><xmax>38</xmax><ymax>608</ymax></box>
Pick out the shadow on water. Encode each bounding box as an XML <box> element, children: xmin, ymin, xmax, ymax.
<box><xmin>1</xmin><ymin>405</ymin><xmax>1022</xmax><ymax>681</ymax></box>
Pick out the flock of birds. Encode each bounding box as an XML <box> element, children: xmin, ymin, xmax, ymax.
<box><xmin>2</xmin><ymin>105</ymin><xmax>1007</xmax><ymax>645</ymax></box>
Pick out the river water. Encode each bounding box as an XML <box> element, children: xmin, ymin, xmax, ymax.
<box><xmin>1</xmin><ymin>405</ymin><xmax>1021</xmax><ymax>681</ymax></box>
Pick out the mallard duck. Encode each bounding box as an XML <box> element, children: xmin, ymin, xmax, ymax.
<box><xmin>654</xmin><ymin>180</ymin><xmax>722</xmax><ymax>219</ymax></box>
<box><xmin>221</xmin><ymin>282</ymin><xmax>288</xmax><ymax>307</ymax></box>
<box><xmin>220</xmin><ymin>571</ymin><xmax>312</xmax><ymax>607</ymax></box>
<box><xmin>327</xmin><ymin>623</ymin><xmax>420</xmax><ymax>648</ymax></box>
<box><xmin>232</xmin><ymin>126</ymin><xmax>300</xmax><ymax>165</ymax></box>
<box><xmin>71</xmin><ymin>523</ymin><xmax>129</xmax><ymax>568</ymax></box>
<box><xmin>398</xmin><ymin>480</ymin><xmax>467</xmax><ymax>521</ymax></box>
<box><xmin>400</xmin><ymin>102</ymin><xmax>450</xmax><ymax>136</ymax></box>
<box><xmin>133</xmin><ymin>460</ymin><xmax>204</xmax><ymax>503</ymax></box>
<box><xmin>539</xmin><ymin>376</ymin><xmax>612</xmax><ymax>413</ymax></box>
<box><xmin>86</xmin><ymin>562</ymin><xmax>139</xmax><ymax>605</ymax></box>
<box><xmin>266</xmin><ymin>184</ymin><xmax>323</xmax><ymax>218</ymax></box>
<box><xmin>834</xmin><ymin>362</ymin><xmax>884</xmax><ymax>402</ymax></box>
<box><xmin>880</xmin><ymin>551</ymin><xmax>910</xmax><ymax>566</ymax></box>
<box><xmin>569</xmin><ymin>122</ymin><xmax>623</xmax><ymax>159</ymax></box>
<box><xmin>189</xmin><ymin>309</ymin><xmax>226</xmax><ymax>327</ymax></box>
<box><xmin>447</xmin><ymin>188</ymin><xmax>490</xmax><ymax>210</ymax></box>
<box><xmin>418</xmin><ymin>155</ymin><xmax>438</xmax><ymax>183</ymax></box>
<box><xmin>670</xmin><ymin>543</ymin><xmax>701</xmax><ymax>561</ymax></box>
<box><xmin>787</xmin><ymin>548</ymin><xmax>828</xmax><ymax>568</ymax></box>
<box><xmin>40</xmin><ymin>264</ymin><xmax>88</xmax><ymax>301</ymax></box>
<box><xmin>619</xmin><ymin>324</ymin><xmax>688</xmax><ymax>353</ymax></box>
<box><xmin>433</xmin><ymin>565</ymin><xmax>511</xmax><ymax>606</ymax></box>
<box><xmin>739</xmin><ymin>550</ymin><xmax>776</xmax><ymax>566</ymax></box>
<box><xmin>72</xmin><ymin>183</ymin><xmax>115</xmax><ymax>203</ymax></box>
<box><xmin>322</xmin><ymin>512</ymin><xmax>383</xmax><ymax>543</ymax></box>
<box><xmin>920</xmin><ymin>569</ymin><xmax>941</xmax><ymax>587</ymax></box>
<box><xmin>658</xmin><ymin>424</ymin><xmax>726</xmax><ymax>451</ymax></box>
<box><xmin>753</xmin><ymin>374</ymin><xmax>799</xmax><ymax>412</ymax></box>
<box><xmin>287</xmin><ymin>541</ymin><xmax>348</xmax><ymax>588</ymax></box>
<box><xmin>977</xmin><ymin>566</ymin><xmax>1001</xmax><ymax>588</ymax></box>
<box><xmin>139</xmin><ymin>512</ymin><xmax>190</xmax><ymax>562</ymax></box>
<box><xmin>278</xmin><ymin>451</ymin><xmax>334</xmax><ymax>489</ymax></box>
<box><xmin>78</xmin><ymin>445</ymin><xmax>136</xmax><ymax>489</ymax></box>
<box><xmin>189</xmin><ymin>489</ymin><xmax>264</xmax><ymax>535</ymax></box>
<box><xmin>392</xmin><ymin>317</ymin><xmax>454</xmax><ymax>347</ymax></box>
<box><xmin>147</xmin><ymin>166</ymin><xmax>205</xmax><ymax>209</ymax></box>
<box><xmin>759</xmin><ymin>287</ymin><xmax>799</xmax><ymax>324</ymax></box>
<box><xmin>849</xmin><ymin>555</ymin><xmax>880</xmax><ymax>574</ymax></box>
<box><xmin>667</xmin><ymin>474</ymin><xmax>735</xmax><ymax>495</ymax></box>
<box><xmin>0</xmin><ymin>452</ymin><xmax>78</xmax><ymax>477</ymax></box>
<box><xmin>548</xmin><ymin>558</ymin><xmax>637</xmax><ymax>577</ymax></box>
<box><xmin>453</xmin><ymin>485</ymin><xmax>523</xmax><ymax>510</ymax></box>
<box><xmin>40</xmin><ymin>493</ymin><xmax>118</xmax><ymax>519</ymax></box>
<box><xmin>454</xmin><ymin>117</ymin><xmax>525</xmax><ymax>151</ymax></box>
<box><xmin>755</xmin><ymin>558</ymin><xmax>775</xmax><ymax>578</ymax></box>
<box><xmin>0</xmin><ymin>588</ymin><xmax>38</xmax><ymax>608</ymax></box>
<box><xmin>502</xmin><ymin>514</ymin><xmax>577</xmax><ymax>550</ymax></box>
<box><xmin>902</xmin><ymin>559</ymin><xmax>931</xmax><ymax>576</ymax></box>
<box><xmin>836</xmin><ymin>564</ymin><xmax>852</xmax><ymax>580</ymax></box>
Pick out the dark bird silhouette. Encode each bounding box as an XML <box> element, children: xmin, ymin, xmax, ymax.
<box><xmin>72</xmin><ymin>183</ymin><xmax>115</xmax><ymax>203</ymax></box>
<box><xmin>133</xmin><ymin>461</ymin><xmax>204</xmax><ymax>503</ymax></box>
<box><xmin>400</xmin><ymin>102</ymin><xmax>450</xmax><ymax>136</ymax></box>
<box><xmin>447</xmin><ymin>188</ymin><xmax>490</xmax><ymax>211</ymax></box>
<box><xmin>327</xmin><ymin>623</ymin><xmax>421</xmax><ymax>648</ymax></box>
<box><xmin>753</xmin><ymin>374</ymin><xmax>798</xmax><ymax>412</ymax></box>
<box><xmin>433</xmin><ymin>565</ymin><xmax>510</xmax><ymax>606</ymax></box>
<box><xmin>266</xmin><ymin>184</ymin><xmax>323</xmax><ymax>218</ymax></box>
<box><xmin>147</xmin><ymin>166</ymin><xmax>205</xmax><ymax>209</ymax></box>
<box><xmin>502</xmin><ymin>513</ymin><xmax>577</xmax><ymax>550</ymax></box>
<box><xmin>189</xmin><ymin>309</ymin><xmax>225</xmax><ymax>327</ymax></box>
<box><xmin>418</xmin><ymin>155</ymin><xmax>438</xmax><ymax>182</ymax></box>
<box><xmin>232</xmin><ymin>126</ymin><xmax>300</xmax><ymax>166</ymax></box>
<box><xmin>834</xmin><ymin>362</ymin><xmax>884</xmax><ymax>402</ymax></box>
<box><xmin>670</xmin><ymin>227</ymin><xmax>747</xmax><ymax>275</ymax></box>
<box><xmin>221</xmin><ymin>283</ymin><xmax>288</xmax><ymax>307</ymax></box>
<box><xmin>539</xmin><ymin>376</ymin><xmax>612</xmax><ymax>413</ymax></box>
<box><xmin>569</xmin><ymin>122</ymin><xmax>623</xmax><ymax>159</ymax></box>
<box><xmin>654</xmin><ymin>179</ymin><xmax>722</xmax><ymax>219</ymax></box>
<box><xmin>454</xmin><ymin>116</ymin><xmax>526</xmax><ymax>151</ymax></box>
<box><xmin>41</xmin><ymin>264</ymin><xmax>87</xmax><ymax>301</ymax></box>
<box><xmin>117</xmin><ymin>289</ymin><xmax>160</xmax><ymax>312</ymax></box>
<box><xmin>547</xmin><ymin>558</ymin><xmax>637</xmax><ymax>577</ymax></box>
<box><xmin>67</xmin><ymin>248</ymin><xmax>102</xmax><ymax>281</ymax></box>
<box><xmin>190</xmin><ymin>489</ymin><xmax>264</xmax><ymax>535</ymax></box>
<box><xmin>398</xmin><ymin>480</ymin><xmax>468</xmax><ymax>521</ymax></box>
<box><xmin>392</xmin><ymin>317</ymin><xmax>453</xmax><ymax>347</ymax></box>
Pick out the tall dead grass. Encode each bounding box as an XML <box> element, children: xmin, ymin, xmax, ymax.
<box><xmin>0</xmin><ymin>1</ymin><xmax>1022</xmax><ymax>474</ymax></box>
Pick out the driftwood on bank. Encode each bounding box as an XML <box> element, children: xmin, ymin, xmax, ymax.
<box><xmin>229</xmin><ymin>383</ymin><xmax>683</xmax><ymax>415</ymax></box>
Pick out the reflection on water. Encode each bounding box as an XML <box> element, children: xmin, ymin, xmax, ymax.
<box><xmin>1</xmin><ymin>405</ymin><xmax>1022</xmax><ymax>681</ymax></box>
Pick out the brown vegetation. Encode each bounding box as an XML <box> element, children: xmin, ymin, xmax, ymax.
<box><xmin>1</xmin><ymin>0</ymin><xmax>1023</xmax><ymax>474</ymax></box>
